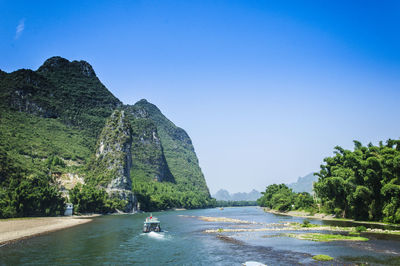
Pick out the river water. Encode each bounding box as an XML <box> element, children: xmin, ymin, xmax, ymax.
<box><xmin>1</xmin><ymin>207</ymin><xmax>400</xmax><ymax>265</ymax></box>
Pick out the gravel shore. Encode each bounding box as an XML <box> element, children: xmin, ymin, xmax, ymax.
<box><xmin>0</xmin><ymin>216</ymin><xmax>94</xmax><ymax>245</ymax></box>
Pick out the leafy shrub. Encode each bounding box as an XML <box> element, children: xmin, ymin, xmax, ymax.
<box><xmin>257</xmin><ymin>184</ymin><xmax>316</xmax><ymax>212</ymax></box>
<box><xmin>355</xmin><ymin>226</ymin><xmax>367</xmax><ymax>233</ymax></box>
<box><xmin>302</xmin><ymin>220</ymin><xmax>311</xmax><ymax>227</ymax></box>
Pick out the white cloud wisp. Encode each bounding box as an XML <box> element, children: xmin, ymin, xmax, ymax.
<box><xmin>15</xmin><ymin>19</ymin><xmax>25</xmax><ymax>39</ymax></box>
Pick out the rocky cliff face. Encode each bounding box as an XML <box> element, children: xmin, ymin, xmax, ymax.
<box><xmin>93</xmin><ymin>110</ymin><xmax>135</xmax><ymax>212</ymax></box>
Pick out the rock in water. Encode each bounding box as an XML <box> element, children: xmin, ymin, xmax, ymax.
<box><xmin>93</xmin><ymin>110</ymin><xmax>135</xmax><ymax>212</ymax></box>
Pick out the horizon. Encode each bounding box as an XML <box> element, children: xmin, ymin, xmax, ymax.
<box><xmin>2</xmin><ymin>1</ymin><xmax>400</xmax><ymax>194</ymax></box>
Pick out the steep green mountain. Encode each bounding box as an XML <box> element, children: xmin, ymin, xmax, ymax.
<box><xmin>0</xmin><ymin>57</ymin><xmax>121</xmax><ymax>140</ymax></box>
<box><xmin>126</xmin><ymin>100</ymin><xmax>210</xmax><ymax>195</ymax></box>
<box><xmin>0</xmin><ymin>57</ymin><xmax>213</xmax><ymax>217</ymax></box>
<box><xmin>287</xmin><ymin>173</ymin><xmax>318</xmax><ymax>194</ymax></box>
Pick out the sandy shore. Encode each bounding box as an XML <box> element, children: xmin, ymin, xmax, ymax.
<box><xmin>263</xmin><ymin>208</ymin><xmax>400</xmax><ymax>228</ymax></box>
<box><xmin>264</xmin><ymin>208</ymin><xmax>335</xmax><ymax>220</ymax></box>
<box><xmin>0</xmin><ymin>216</ymin><xmax>94</xmax><ymax>245</ymax></box>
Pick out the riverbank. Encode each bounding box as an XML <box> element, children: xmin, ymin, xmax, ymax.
<box><xmin>263</xmin><ymin>208</ymin><xmax>335</xmax><ymax>220</ymax></box>
<box><xmin>263</xmin><ymin>208</ymin><xmax>400</xmax><ymax>228</ymax></box>
<box><xmin>0</xmin><ymin>216</ymin><xmax>96</xmax><ymax>245</ymax></box>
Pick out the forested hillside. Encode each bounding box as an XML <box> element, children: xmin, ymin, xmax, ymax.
<box><xmin>0</xmin><ymin>57</ymin><xmax>213</xmax><ymax>218</ymax></box>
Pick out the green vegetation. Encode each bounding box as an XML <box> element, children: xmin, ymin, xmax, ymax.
<box><xmin>257</xmin><ymin>184</ymin><xmax>316</xmax><ymax>212</ymax></box>
<box><xmin>286</xmin><ymin>233</ymin><xmax>369</xmax><ymax>242</ymax></box>
<box><xmin>312</xmin><ymin>255</ymin><xmax>334</xmax><ymax>261</ymax></box>
<box><xmin>128</xmin><ymin>113</ymin><xmax>174</xmax><ymax>183</ymax></box>
<box><xmin>86</xmin><ymin>110</ymin><xmax>132</xmax><ymax>187</ymax></box>
<box><xmin>0</xmin><ymin>110</ymin><xmax>90</xmax><ymax>218</ymax></box>
<box><xmin>69</xmin><ymin>183</ymin><xmax>126</xmax><ymax>213</ymax></box>
<box><xmin>0</xmin><ymin>111</ymin><xmax>92</xmax><ymax>164</ymax></box>
<box><xmin>302</xmin><ymin>220</ymin><xmax>311</xmax><ymax>227</ymax></box>
<box><xmin>314</xmin><ymin>140</ymin><xmax>400</xmax><ymax>223</ymax></box>
<box><xmin>355</xmin><ymin>225</ymin><xmax>367</xmax><ymax>233</ymax></box>
<box><xmin>259</xmin><ymin>139</ymin><xmax>400</xmax><ymax>224</ymax></box>
<box><xmin>133</xmin><ymin>180</ymin><xmax>216</xmax><ymax>211</ymax></box>
<box><xmin>0</xmin><ymin>57</ymin><xmax>213</xmax><ymax>217</ymax></box>
<box><xmin>0</xmin><ymin>144</ymin><xmax>65</xmax><ymax>218</ymax></box>
<box><xmin>288</xmin><ymin>221</ymin><xmax>319</xmax><ymax>228</ymax></box>
<box><xmin>124</xmin><ymin>100</ymin><xmax>213</xmax><ymax>211</ymax></box>
<box><xmin>36</xmin><ymin>57</ymin><xmax>121</xmax><ymax>138</ymax></box>
<box><xmin>0</xmin><ymin>57</ymin><xmax>121</xmax><ymax>140</ymax></box>
<box><xmin>215</xmin><ymin>200</ymin><xmax>257</xmax><ymax>207</ymax></box>
<box><xmin>126</xmin><ymin>100</ymin><xmax>210</xmax><ymax>195</ymax></box>
<box><xmin>0</xmin><ymin>57</ymin><xmax>121</xmax><ymax>217</ymax></box>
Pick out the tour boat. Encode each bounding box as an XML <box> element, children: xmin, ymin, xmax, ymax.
<box><xmin>143</xmin><ymin>215</ymin><xmax>161</xmax><ymax>233</ymax></box>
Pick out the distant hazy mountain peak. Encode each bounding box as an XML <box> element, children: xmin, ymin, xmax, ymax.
<box><xmin>287</xmin><ymin>172</ymin><xmax>318</xmax><ymax>194</ymax></box>
<box><xmin>213</xmin><ymin>189</ymin><xmax>261</xmax><ymax>201</ymax></box>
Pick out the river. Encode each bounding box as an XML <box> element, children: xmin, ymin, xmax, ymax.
<box><xmin>1</xmin><ymin>207</ymin><xmax>400</xmax><ymax>265</ymax></box>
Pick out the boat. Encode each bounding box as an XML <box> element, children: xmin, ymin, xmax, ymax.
<box><xmin>143</xmin><ymin>214</ymin><xmax>161</xmax><ymax>233</ymax></box>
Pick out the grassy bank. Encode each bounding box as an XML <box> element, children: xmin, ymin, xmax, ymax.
<box><xmin>263</xmin><ymin>208</ymin><xmax>400</xmax><ymax>228</ymax></box>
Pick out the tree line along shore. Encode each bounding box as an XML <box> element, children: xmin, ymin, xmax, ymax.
<box><xmin>257</xmin><ymin>139</ymin><xmax>400</xmax><ymax>225</ymax></box>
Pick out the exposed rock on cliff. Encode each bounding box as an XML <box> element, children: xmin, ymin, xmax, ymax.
<box><xmin>92</xmin><ymin>110</ymin><xmax>135</xmax><ymax>212</ymax></box>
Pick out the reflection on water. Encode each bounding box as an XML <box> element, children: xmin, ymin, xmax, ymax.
<box><xmin>0</xmin><ymin>207</ymin><xmax>400</xmax><ymax>265</ymax></box>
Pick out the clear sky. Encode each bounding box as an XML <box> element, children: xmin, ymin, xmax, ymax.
<box><xmin>1</xmin><ymin>1</ymin><xmax>400</xmax><ymax>194</ymax></box>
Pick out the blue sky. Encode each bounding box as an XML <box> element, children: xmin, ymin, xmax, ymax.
<box><xmin>1</xmin><ymin>0</ymin><xmax>400</xmax><ymax>193</ymax></box>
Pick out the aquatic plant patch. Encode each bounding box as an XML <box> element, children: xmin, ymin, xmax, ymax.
<box><xmin>285</xmin><ymin>233</ymin><xmax>369</xmax><ymax>242</ymax></box>
<box><xmin>312</xmin><ymin>254</ymin><xmax>334</xmax><ymax>261</ymax></box>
